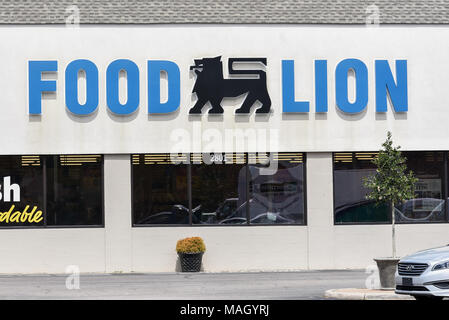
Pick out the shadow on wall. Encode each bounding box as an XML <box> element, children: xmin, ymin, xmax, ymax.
<box><xmin>149</xmin><ymin>108</ymin><xmax>180</xmax><ymax>121</ymax></box>
<box><xmin>175</xmin><ymin>256</ymin><xmax>181</xmax><ymax>272</ymax></box>
<box><xmin>375</xmin><ymin>112</ymin><xmax>407</xmax><ymax>121</ymax></box>
<box><xmin>335</xmin><ymin>106</ymin><xmax>367</xmax><ymax>121</ymax></box>
<box><xmin>28</xmin><ymin>90</ymin><xmax>57</xmax><ymax>122</ymax></box>
<box><xmin>66</xmin><ymin>107</ymin><xmax>100</xmax><ymax>123</ymax></box>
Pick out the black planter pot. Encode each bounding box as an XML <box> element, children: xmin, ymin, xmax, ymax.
<box><xmin>178</xmin><ymin>252</ymin><xmax>204</xmax><ymax>272</ymax></box>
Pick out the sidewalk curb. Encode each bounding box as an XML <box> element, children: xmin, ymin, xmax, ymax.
<box><xmin>325</xmin><ymin>288</ymin><xmax>414</xmax><ymax>300</ymax></box>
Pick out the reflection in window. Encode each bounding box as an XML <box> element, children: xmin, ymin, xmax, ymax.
<box><xmin>191</xmin><ymin>153</ymin><xmax>247</xmax><ymax>225</ymax></box>
<box><xmin>0</xmin><ymin>155</ymin><xmax>103</xmax><ymax>227</ymax></box>
<box><xmin>334</xmin><ymin>153</ymin><xmax>390</xmax><ymax>224</ymax></box>
<box><xmin>334</xmin><ymin>152</ymin><xmax>447</xmax><ymax>224</ymax></box>
<box><xmin>132</xmin><ymin>153</ymin><xmax>307</xmax><ymax>226</ymax></box>
<box><xmin>132</xmin><ymin>154</ymin><xmax>189</xmax><ymax>225</ymax></box>
<box><xmin>248</xmin><ymin>153</ymin><xmax>305</xmax><ymax>224</ymax></box>
<box><xmin>395</xmin><ymin>152</ymin><xmax>445</xmax><ymax>223</ymax></box>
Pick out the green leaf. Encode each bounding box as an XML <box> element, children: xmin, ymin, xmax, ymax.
<box><xmin>363</xmin><ymin>131</ymin><xmax>417</xmax><ymax>206</ymax></box>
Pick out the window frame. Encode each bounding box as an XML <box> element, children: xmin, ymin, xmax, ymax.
<box><xmin>131</xmin><ymin>153</ymin><xmax>308</xmax><ymax>227</ymax></box>
<box><xmin>0</xmin><ymin>154</ymin><xmax>105</xmax><ymax>229</ymax></box>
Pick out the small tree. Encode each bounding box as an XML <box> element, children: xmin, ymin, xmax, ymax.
<box><xmin>363</xmin><ymin>131</ymin><xmax>417</xmax><ymax>258</ymax></box>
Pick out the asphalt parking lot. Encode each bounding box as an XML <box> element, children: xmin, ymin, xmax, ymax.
<box><xmin>0</xmin><ymin>270</ymin><xmax>369</xmax><ymax>300</ymax></box>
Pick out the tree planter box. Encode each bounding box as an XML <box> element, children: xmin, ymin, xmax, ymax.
<box><xmin>179</xmin><ymin>252</ymin><xmax>204</xmax><ymax>272</ymax></box>
<box><xmin>374</xmin><ymin>258</ymin><xmax>400</xmax><ymax>289</ymax></box>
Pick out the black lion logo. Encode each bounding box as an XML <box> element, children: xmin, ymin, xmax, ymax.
<box><xmin>189</xmin><ymin>56</ymin><xmax>271</xmax><ymax>114</ymax></box>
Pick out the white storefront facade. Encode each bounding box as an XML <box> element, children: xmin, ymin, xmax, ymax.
<box><xmin>0</xmin><ymin>25</ymin><xmax>448</xmax><ymax>273</ymax></box>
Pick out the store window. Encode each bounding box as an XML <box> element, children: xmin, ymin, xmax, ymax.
<box><xmin>0</xmin><ymin>155</ymin><xmax>103</xmax><ymax>227</ymax></box>
<box><xmin>132</xmin><ymin>154</ymin><xmax>189</xmax><ymax>225</ymax></box>
<box><xmin>191</xmin><ymin>153</ymin><xmax>247</xmax><ymax>225</ymax></box>
<box><xmin>333</xmin><ymin>152</ymin><xmax>447</xmax><ymax>224</ymax></box>
<box><xmin>396</xmin><ymin>152</ymin><xmax>445</xmax><ymax>223</ymax></box>
<box><xmin>132</xmin><ymin>152</ymin><xmax>306</xmax><ymax>226</ymax></box>
<box><xmin>0</xmin><ymin>156</ymin><xmax>44</xmax><ymax>226</ymax></box>
<box><xmin>334</xmin><ymin>153</ymin><xmax>389</xmax><ymax>223</ymax></box>
<box><xmin>45</xmin><ymin>155</ymin><xmax>103</xmax><ymax>226</ymax></box>
<box><xmin>248</xmin><ymin>153</ymin><xmax>305</xmax><ymax>224</ymax></box>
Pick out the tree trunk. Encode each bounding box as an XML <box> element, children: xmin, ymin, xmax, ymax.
<box><xmin>391</xmin><ymin>201</ymin><xmax>396</xmax><ymax>258</ymax></box>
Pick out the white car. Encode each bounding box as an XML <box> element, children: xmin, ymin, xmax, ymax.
<box><xmin>395</xmin><ymin>245</ymin><xmax>449</xmax><ymax>300</ymax></box>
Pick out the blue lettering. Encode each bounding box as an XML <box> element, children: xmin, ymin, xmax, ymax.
<box><xmin>375</xmin><ymin>60</ymin><xmax>408</xmax><ymax>112</ymax></box>
<box><xmin>65</xmin><ymin>59</ymin><xmax>99</xmax><ymax>115</ymax></box>
<box><xmin>106</xmin><ymin>59</ymin><xmax>140</xmax><ymax>115</ymax></box>
<box><xmin>148</xmin><ymin>60</ymin><xmax>180</xmax><ymax>114</ymax></box>
<box><xmin>28</xmin><ymin>61</ymin><xmax>57</xmax><ymax>115</ymax></box>
<box><xmin>27</xmin><ymin>58</ymin><xmax>408</xmax><ymax>117</ymax></box>
<box><xmin>315</xmin><ymin>60</ymin><xmax>328</xmax><ymax>112</ymax></box>
<box><xmin>282</xmin><ymin>60</ymin><xmax>309</xmax><ymax>112</ymax></box>
<box><xmin>335</xmin><ymin>58</ymin><xmax>368</xmax><ymax>113</ymax></box>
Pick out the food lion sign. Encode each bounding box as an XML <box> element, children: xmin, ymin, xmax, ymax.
<box><xmin>28</xmin><ymin>55</ymin><xmax>407</xmax><ymax>116</ymax></box>
<box><xmin>0</xmin><ymin>26</ymin><xmax>437</xmax><ymax>155</ymax></box>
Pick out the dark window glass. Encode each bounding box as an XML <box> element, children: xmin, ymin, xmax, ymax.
<box><xmin>248</xmin><ymin>153</ymin><xmax>305</xmax><ymax>224</ymax></box>
<box><xmin>0</xmin><ymin>155</ymin><xmax>103</xmax><ymax>227</ymax></box>
<box><xmin>132</xmin><ymin>154</ymin><xmax>189</xmax><ymax>225</ymax></box>
<box><xmin>334</xmin><ymin>151</ymin><xmax>447</xmax><ymax>224</ymax></box>
<box><xmin>395</xmin><ymin>152</ymin><xmax>445</xmax><ymax>223</ymax></box>
<box><xmin>191</xmin><ymin>153</ymin><xmax>247</xmax><ymax>225</ymax></box>
<box><xmin>46</xmin><ymin>155</ymin><xmax>103</xmax><ymax>226</ymax></box>
<box><xmin>132</xmin><ymin>152</ymin><xmax>307</xmax><ymax>226</ymax></box>
<box><xmin>334</xmin><ymin>153</ymin><xmax>390</xmax><ymax>224</ymax></box>
<box><xmin>0</xmin><ymin>156</ymin><xmax>44</xmax><ymax>226</ymax></box>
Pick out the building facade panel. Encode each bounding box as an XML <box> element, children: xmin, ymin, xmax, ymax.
<box><xmin>0</xmin><ymin>2</ymin><xmax>447</xmax><ymax>273</ymax></box>
<box><xmin>3</xmin><ymin>26</ymin><xmax>449</xmax><ymax>154</ymax></box>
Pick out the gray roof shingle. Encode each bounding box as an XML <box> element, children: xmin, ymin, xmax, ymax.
<box><xmin>0</xmin><ymin>0</ymin><xmax>448</xmax><ymax>24</ymax></box>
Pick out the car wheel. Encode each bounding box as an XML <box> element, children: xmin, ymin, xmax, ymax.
<box><xmin>413</xmin><ymin>295</ymin><xmax>444</xmax><ymax>301</ymax></box>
